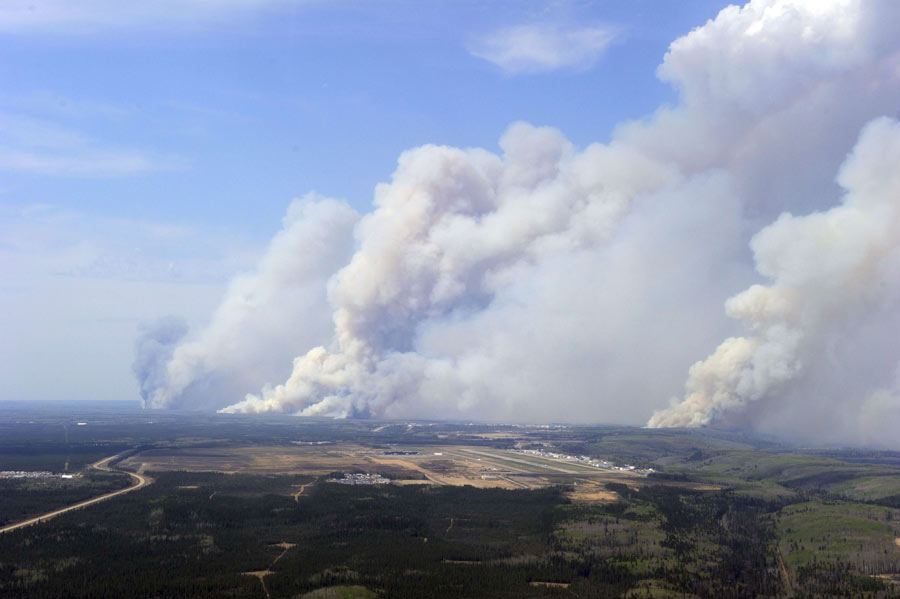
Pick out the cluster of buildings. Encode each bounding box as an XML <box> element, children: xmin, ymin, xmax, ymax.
<box><xmin>0</xmin><ymin>471</ymin><xmax>74</xmax><ymax>480</ymax></box>
<box><xmin>514</xmin><ymin>449</ymin><xmax>655</xmax><ymax>476</ymax></box>
<box><xmin>332</xmin><ymin>473</ymin><xmax>390</xmax><ymax>485</ymax></box>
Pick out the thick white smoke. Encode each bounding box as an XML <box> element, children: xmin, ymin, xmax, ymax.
<box><xmin>141</xmin><ymin>0</ymin><xmax>900</xmax><ymax>443</ymax></box>
<box><xmin>136</xmin><ymin>196</ymin><xmax>357</xmax><ymax>410</ymax></box>
<box><xmin>649</xmin><ymin>117</ymin><xmax>900</xmax><ymax>445</ymax></box>
<box><xmin>220</xmin><ymin>135</ymin><xmax>746</xmax><ymax>421</ymax></box>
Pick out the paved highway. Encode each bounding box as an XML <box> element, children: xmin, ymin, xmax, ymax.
<box><xmin>0</xmin><ymin>453</ymin><xmax>151</xmax><ymax>535</ymax></box>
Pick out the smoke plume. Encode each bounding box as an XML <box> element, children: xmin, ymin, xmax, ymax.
<box><xmin>133</xmin><ymin>316</ymin><xmax>188</xmax><ymax>408</ymax></box>
<box><xmin>649</xmin><ymin>117</ymin><xmax>900</xmax><ymax>445</ymax></box>
<box><xmin>138</xmin><ymin>196</ymin><xmax>357</xmax><ymax>411</ymax></box>
<box><xmin>138</xmin><ymin>0</ymin><xmax>900</xmax><ymax>444</ymax></box>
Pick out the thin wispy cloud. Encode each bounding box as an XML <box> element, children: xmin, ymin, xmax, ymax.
<box><xmin>0</xmin><ymin>202</ymin><xmax>259</xmax><ymax>403</ymax></box>
<box><xmin>0</xmin><ymin>92</ymin><xmax>132</xmax><ymax>121</ymax></box>
<box><xmin>0</xmin><ymin>203</ymin><xmax>259</xmax><ymax>286</ymax></box>
<box><xmin>0</xmin><ymin>0</ymin><xmax>304</xmax><ymax>35</ymax></box>
<box><xmin>0</xmin><ymin>111</ymin><xmax>173</xmax><ymax>177</ymax></box>
<box><xmin>0</xmin><ymin>148</ymin><xmax>157</xmax><ymax>177</ymax></box>
<box><xmin>468</xmin><ymin>23</ymin><xmax>617</xmax><ymax>74</ymax></box>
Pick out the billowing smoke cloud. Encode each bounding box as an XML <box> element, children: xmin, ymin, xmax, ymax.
<box><xmin>140</xmin><ymin>0</ymin><xmax>900</xmax><ymax>444</ymax></box>
<box><xmin>220</xmin><ymin>133</ymin><xmax>747</xmax><ymax>421</ymax></box>
<box><xmin>140</xmin><ymin>196</ymin><xmax>357</xmax><ymax>411</ymax></box>
<box><xmin>649</xmin><ymin>117</ymin><xmax>900</xmax><ymax>445</ymax></box>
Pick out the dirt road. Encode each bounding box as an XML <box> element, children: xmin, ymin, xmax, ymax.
<box><xmin>777</xmin><ymin>548</ymin><xmax>793</xmax><ymax>596</ymax></box>
<box><xmin>292</xmin><ymin>482</ymin><xmax>313</xmax><ymax>502</ymax></box>
<box><xmin>0</xmin><ymin>454</ymin><xmax>152</xmax><ymax>535</ymax></box>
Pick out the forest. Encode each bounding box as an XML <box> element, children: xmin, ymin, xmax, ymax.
<box><xmin>2</xmin><ymin>406</ymin><xmax>900</xmax><ymax>598</ymax></box>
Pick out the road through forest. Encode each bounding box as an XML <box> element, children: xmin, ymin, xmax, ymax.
<box><xmin>0</xmin><ymin>453</ymin><xmax>151</xmax><ymax>535</ymax></box>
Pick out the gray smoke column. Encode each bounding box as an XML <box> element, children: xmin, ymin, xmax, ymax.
<box><xmin>133</xmin><ymin>316</ymin><xmax>187</xmax><ymax>409</ymax></box>
<box><xmin>140</xmin><ymin>0</ymin><xmax>900</xmax><ymax>443</ymax></box>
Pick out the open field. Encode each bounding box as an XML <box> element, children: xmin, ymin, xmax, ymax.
<box><xmin>120</xmin><ymin>444</ymin><xmax>371</xmax><ymax>475</ymax></box>
<box><xmin>778</xmin><ymin>501</ymin><xmax>900</xmax><ymax>571</ymax></box>
<box><xmin>119</xmin><ymin>443</ymin><xmax>719</xmax><ymax>498</ymax></box>
<box><xmin>120</xmin><ymin>443</ymin><xmax>618</xmax><ymax>490</ymax></box>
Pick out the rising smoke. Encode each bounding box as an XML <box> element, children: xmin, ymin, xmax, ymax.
<box><xmin>133</xmin><ymin>316</ymin><xmax>187</xmax><ymax>408</ymax></box>
<box><xmin>136</xmin><ymin>196</ymin><xmax>357</xmax><ymax>411</ymax></box>
<box><xmin>136</xmin><ymin>0</ymin><xmax>900</xmax><ymax>445</ymax></box>
<box><xmin>649</xmin><ymin>117</ymin><xmax>900</xmax><ymax>441</ymax></box>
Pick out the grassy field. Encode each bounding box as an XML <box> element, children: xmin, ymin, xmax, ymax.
<box><xmin>778</xmin><ymin>501</ymin><xmax>900</xmax><ymax>572</ymax></box>
<box><xmin>830</xmin><ymin>476</ymin><xmax>900</xmax><ymax>502</ymax></box>
<box><xmin>671</xmin><ymin>450</ymin><xmax>900</xmax><ymax>505</ymax></box>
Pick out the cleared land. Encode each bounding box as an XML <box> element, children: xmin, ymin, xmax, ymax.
<box><xmin>118</xmin><ymin>443</ymin><xmax>717</xmax><ymax>501</ymax></box>
<box><xmin>120</xmin><ymin>444</ymin><xmax>638</xmax><ymax>491</ymax></box>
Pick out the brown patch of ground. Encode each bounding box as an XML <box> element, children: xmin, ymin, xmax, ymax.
<box><xmin>271</xmin><ymin>542</ymin><xmax>295</xmax><ymax>564</ymax></box>
<box><xmin>121</xmin><ymin>445</ymin><xmax>372</xmax><ymax>475</ymax></box>
<box><xmin>119</xmin><ymin>443</ymin><xmax>714</xmax><ymax>497</ymax></box>
<box><xmin>292</xmin><ymin>482</ymin><xmax>313</xmax><ymax>502</ymax></box>
<box><xmin>662</xmin><ymin>480</ymin><xmax>722</xmax><ymax>491</ymax></box>
<box><xmin>567</xmin><ymin>478</ymin><xmax>621</xmax><ymax>502</ymax></box>
<box><xmin>300</xmin><ymin>585</ymin><xmax>376</xmax><ymax>599</ymax></box>
<box><xmin>777</xmin><ymin>548</ymin><xmax>792</xmax><ymax>594</ymax></box>
<box><xmin>242</xmin><ymin>570</ymin><xmax>273</xmax><ymax>599</ymax></box>
<box><xmin>364</xmin><ymin>455</ymin><xmax>522</xmax><ymax>489</ymax></box>
<box><xmin>467</xmin><ymin>432</ymin><xmax>522</xmax><ymax>439</ymax></box>
<box><xmin>242</xmin><ymin>541</ymin><xmax>296</xmax><ymax>598</ymax></box>
<box><xmin>895</xmin><ymin>537</ymin><xmax>900</xmax><ymax>548</ymax></box>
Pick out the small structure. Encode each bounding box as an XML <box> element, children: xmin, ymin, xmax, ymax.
<box><xmin>332</xmin><ymin>473</ymin><xmax>390</xmax><ymax>485</ymax></box>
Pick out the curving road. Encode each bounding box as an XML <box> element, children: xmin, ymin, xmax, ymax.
<box><xmin>0</xmin><ymin>453</ymin><xmax>151</xmax><ymax>535</ymax></box>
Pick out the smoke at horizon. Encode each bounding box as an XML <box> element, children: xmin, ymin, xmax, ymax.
<box><xmin>135</xmin><ymin>0</ymin><xmax>900</xmax><ymax>447</ymax></box>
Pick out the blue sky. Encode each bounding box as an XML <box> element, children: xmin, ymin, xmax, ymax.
<box><xmin>1</xmin><ymin>0</ymin><xmax>733</xmax><ymax>403</ymax></box>
<box><xmin>2</xmin><ymin>0</ymin><xmax>729</xmax><ymax>232</ymax></box>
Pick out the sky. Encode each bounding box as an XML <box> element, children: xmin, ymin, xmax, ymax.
<box><xmin>1</xmin><ymin>0</ymin><xmax>728</xmax><ymax>404</ymax></box>
<box><xmin>5</xmin><ymin>0</ymin><xmax>900</xmax><ymax>448</ymax></box>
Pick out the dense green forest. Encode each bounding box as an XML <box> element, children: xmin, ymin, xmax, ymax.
<box><xmin>0</xmin><ymin>470</ymin><xmax>132</xmax><ymax>526</ymax></box>
<box><xmin>3</xmin><ymin>407</ymin><xmax>900</xmax><ymax>597</ymax></box>
<box><xmin>3</xmin><ymin>472</ymin><xmax>900</xmax><ymax>598</ymax></box>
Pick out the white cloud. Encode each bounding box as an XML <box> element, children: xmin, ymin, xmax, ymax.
<box><xmin>468</xmin><ymin>23</ymin><xmax>617</xmax><ymax>74</ymax></box>
<box><xmin>0</xmin><ymin>0</ymin><xmax>307</xmax><ymax>35</ymax></box>
<box><xmin>0</xmin><ymin>148</ymin><xmax>158</xmax><ymax>176</ymax></box>
<box><xmin>0</xmin><ymin>203</ymin><xmax>258</xmax><ymax>285</ymax></box>
<box><xmin>0</xmin><ymin>92</ymin><xmax>133</xmax><ymax>121</ymax></box>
